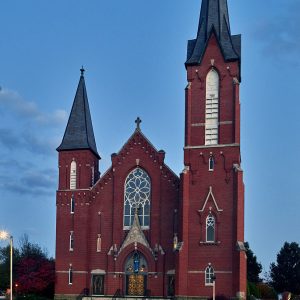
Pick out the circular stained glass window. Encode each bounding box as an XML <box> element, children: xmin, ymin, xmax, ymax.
<box><xmin>125</xmin><ymin>168</ymin><xmax>151</xmax><ymax>208</ymax></box>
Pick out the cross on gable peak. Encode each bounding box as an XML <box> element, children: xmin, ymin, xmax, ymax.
<box><xmin>135</xmin><ymin>117</ymin><xmax>142</xmax><ymax>131</ymax></box>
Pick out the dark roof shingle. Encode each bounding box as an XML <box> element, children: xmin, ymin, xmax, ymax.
<box><xmin>186</xmin><ymin>0</ymin><xmax>241</xmax><ymax>66</ymax></box>
<box><xmin>57</xmin><ymin>73</ymin><xmax>100</xmax><ymax>159</ymax></box>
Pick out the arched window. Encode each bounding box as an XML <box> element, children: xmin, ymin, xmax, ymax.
<box><xmin>125</xmin><ymin>252</ymin><xmax>148</xmax><ymax>296</ymax></box>
<box><xmin>68</xmin><ymin>265</ymin><xmax>73</xmax><ymax>285</ymax></box>
<box><xmin>125</xmin><ymin>251</ymin><xmax>148</xmax><ymax>275</ymax></box>
<box><xmin>70</xmin><ymin>161</ymin><xmax>77</xmax><ymax>190</ymax></box>
<box><xmin>124</xmin><ymin>168</ymin><xmax>151</xmax><ymax>229</ymax></box>
<box><xmin>205</xmin><ymin>69</ymin><xmax>219</xmax><ymax>145</ymax></box>
<box><xmin>70</xmin><ymin>195</ymin><xmax>75</xmax><ymax>214</ymax></box>
<box><xmin>206</xmin><ymin>213</ymin><xmax>215</xmax><ymax>242</ymax></box>
<box><xmin>209</xmin><ymin>156</ymin><xmax>215</xmax><ymax>171</ymax></box>
<box><xmin>69</xmin><ymin>231</ymin><xmax>74</xmax><ymax>251</ymax></box>
<box><xmin>205</xmin><ymin>265</ymin><xmax>215</xmax><ymax>285</ymax></box>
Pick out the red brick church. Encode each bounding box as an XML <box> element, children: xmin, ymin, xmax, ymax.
<box><xmin>55</xmin><ymin>0</ymin><xmax>246</xmax><ymax>299</ymax></box>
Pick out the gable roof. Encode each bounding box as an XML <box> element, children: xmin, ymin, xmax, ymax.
<box><xmin>57</xmin><ymin>70</ymin><xmax>100</xmax><ymax>159</ymax></box>
<box><xmin>186</xmin><ymin>0</ymin><xmax>241</xmax><ymax>66</ymax></box>
<box><xmin>115</xmin><ymin>126</ymin><xmax>180</xmax><ymax>181</ymax></box>
<box><xmin>118</xmin><ymin>212</ymin><xmax>154</xmax><ymax>257</ymax></box>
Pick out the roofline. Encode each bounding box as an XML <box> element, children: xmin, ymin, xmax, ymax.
<box><xmin>185</xmin><ymin>26</ymin><xmax>240</xmax><ymax>67</ymax></box>
<box><xmin>57</xmin><ymin>147</ymin><xmax>101</xmax><ymax>159</ymax></box>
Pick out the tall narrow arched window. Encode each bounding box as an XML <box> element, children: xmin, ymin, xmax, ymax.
<box><xmin>68</xmin><ymin>265</ymin><xmax>73</xmax><ymax>285</ymax></box>
<box><xmin>205</xmin><ymin>265</ymin><xmax>215</xmax><ymax>286</ymax></box>
<box><xmin>70</xmin><ymin>161</ymin><xmax>77</xmax><ymax>190</ymax></box>
<box><xmin>69</xmin><ymin>231</ymin><xmax>74</xmax><ymax>251</ymax></box>
<box><xmin>123</xmin><ymin>168</ymin><xmax>151</xmax><ymax>230</ymax></box>
<box><xmin>205</xmin><ymin>69</ymin><xmax>219</xmax><ymax>145</ymax></box>
<box><xmin>70</xmin><ymin>195</ymin><xmax>75</xmax><ymax>214</ymax></box>
<box><xmin>209</xmin><ymin>156</ymin><xmax>215</xmax><ymax>171</ymax></box>
<box><xmin>206</xmin><ymin>213</ymin><xmax>215</xmax><ymax>242</ymax></box>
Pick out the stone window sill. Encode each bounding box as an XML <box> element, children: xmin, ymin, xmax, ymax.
<box><xmin>199</xmin><ymin>241</ymin><xmax>220</xmax><ymax>245</ymax></box>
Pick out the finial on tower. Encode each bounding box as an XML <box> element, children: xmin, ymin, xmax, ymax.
<box><xmin>135</xmin><ymin>117</ymin><xmax>142</xmax><ymax>131</ymax></box>
<box><xmin>80</xmin><ymin>66</ymin><xmax>85</xmax><ymax>76</ymax></box>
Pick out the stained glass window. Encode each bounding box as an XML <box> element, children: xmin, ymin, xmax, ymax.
<box><xmin>206</xmin><ymin>214</ymin><xmax>215</xmax><ymax>242</ymax></box>
<box><xmin>124</xmin><ymin>168</ymin><xmax>151</xmax><ymax>229</ymax></box>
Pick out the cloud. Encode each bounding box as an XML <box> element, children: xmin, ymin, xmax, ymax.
<box><xmin>0</xmin><ymin>167</ymin><xmax>57</xmax><ymax>196</ymax></box>
<box><xmin>252</xmin><ymin>1</ymin><xmax>300</xmax><ymax>66</ymax></box>
<box><xmin>21</xmin><ymin>169</ymin><xmax>56</xmax><ymax>189</ymax></box>
<box><xmin>0</xmin><ymin>88</ymin><xmax>67</xmax><ymax>126</ymax></box>
<box><xmin>0</xmin><ymin>128</ymin><xmax>23</xmax><ymax>150</ymax></box>
<box><xmin>0</xmin><ymin>127</ymin><xmax>59</xmax><ymax>155</ymax></box>
<box><xmin>0</xmin><ymin>88</ymin><xmax>63</xmax><ymax>199</ymax></box>
<box><xmin>21</xmin><ymin>130</ymin><xmax>59</xmax><ymax>155</ymax></box>
<box><xmin>0</xmin><ymin>158</ymin><xmax>34</xmax><ymax>171</ymax></box>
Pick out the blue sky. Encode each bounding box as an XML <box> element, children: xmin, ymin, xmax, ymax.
<box><xmin>0</xmin><ymin>0</ymin><xmax>300</xmax><ymax>275</ymax></box>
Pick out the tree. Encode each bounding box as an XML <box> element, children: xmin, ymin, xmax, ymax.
<box><xmin>270</xmin><ymin>242</ymin><xmax>300</xmax><ymax>294</ymax></box>
<box><xmin>0</xmin><ymin>234</ymin><xmax>55</xmax><ymax>298</ymax></box>
<box><xmin>245</xmin><ymin>242</ymin><xmax>262</xmax><ymax>283</ymax></box>
<box><xmin>16</xmin><ymin>256</ymin><xmax>55</xmax><ymax>297</ymax></box>
<box><xmin>15</xmin><ymin>234</ymin><xmax>55</xmax><ymax>298</ymax></box>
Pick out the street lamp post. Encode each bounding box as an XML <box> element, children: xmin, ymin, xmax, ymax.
<box><xmin>0</xmin><ymin>231</ymin><xmax>13</xmax><ymax>300</ymax></box>
<box><xmin>211</xmin><ymin>275</ymin><xmax>216</xmax><ymax>300</ymax></box>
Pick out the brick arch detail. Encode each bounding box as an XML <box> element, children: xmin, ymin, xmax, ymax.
<box><xmin>116</xmin><ymin>243</ymin><xmax>155</xmax><ymax>272</ymax></box>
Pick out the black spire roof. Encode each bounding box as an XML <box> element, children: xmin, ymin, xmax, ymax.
<box><xmin>186</xmin><ymin>0</ymin><xmax>241</xmax><ymax>66</ymax></box>
<box><xmin>57</xmin><ymin>69</ymin><xmax>100</xmax><ymax>159</ymax></box>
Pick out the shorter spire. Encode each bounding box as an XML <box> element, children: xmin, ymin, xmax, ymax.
<box><xmin>57</xmin><ymin>69</ymin><xmax>100</xmax><ymax>159</ymax></box>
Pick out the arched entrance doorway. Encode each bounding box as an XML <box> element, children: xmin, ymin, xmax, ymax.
<box><xmin>125</xmin><ymin>251</ymin><xmax>148</xmax><ymax>296</ymax></box>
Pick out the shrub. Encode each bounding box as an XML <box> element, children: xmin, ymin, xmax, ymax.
<box><xmin>248</xmin><ymin>282</ymin><xmax>261</xmax><ymax>298</ymax></box>
<box><xmin>257</xmin><ymin>283</ymin><xmax>277</xmax><ymax>299</ymax></box>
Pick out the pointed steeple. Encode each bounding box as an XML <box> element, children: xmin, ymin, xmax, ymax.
<box><xmin>186</xmin><ymin>0</ymin><xmax>241</xmax><ymax>65</ymax></box>
<box><xmin>57</xmin><ymin>68</ymin><xmax>100</xmax><ymax>159</ymax></box>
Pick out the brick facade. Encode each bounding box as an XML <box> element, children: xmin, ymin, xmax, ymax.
<box><xmin>55</xmin><ymin>1</ymin><xmax>246</xmax><ymax>299</ymax></box>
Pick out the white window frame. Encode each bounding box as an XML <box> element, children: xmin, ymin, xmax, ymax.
<box><xmin>205</xmin><ymin>265</ymin><xmax>215</xmax><ymax>286</ymax></box>
<box><xmin>123</xmin><ymin>168</ymin><xmax>151</xmax><ymax>230</ymax></box>
<box><xmin>70</xmin><ymin>195</ymin><xmax>75</xmax><ymax>214</ymax></box>
<box><xmin>70</xmin><ymin>161</ymin><xmax>77</xmax><ymax>190</ymax></box>
<box><xmin>69</xmin><ymin>231</ymin><xmax>74</xmax><ymax>251</ymax></box>
<box><xmin>206</xmin><ymin>214</ymin><xmax>215</xmax><ymax>243</ymax></box>
<box><xmin>205</xmin><ymin>69</ymin><xmax>219</xmax><ymax>145</ymax></box>
<box><xmin>209</xmin><ymin>156</ymin><xmax>215</xmax><ymax>171</ymax></box>
<box><xmin>68</xmin><ymin>266</ymin><xmax>73</xmax><ymax>285</ymax></box>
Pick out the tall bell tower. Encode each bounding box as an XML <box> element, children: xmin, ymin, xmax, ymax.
<box><xmin>176</xmin><ymin>0</ymin><xmax>246</xmax><ymax>298</ymax></box>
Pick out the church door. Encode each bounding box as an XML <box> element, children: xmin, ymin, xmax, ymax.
<box><xmin>125</xmin><ymin>251</ymin><xmax>148</xmax><ymax>296</ymax></box>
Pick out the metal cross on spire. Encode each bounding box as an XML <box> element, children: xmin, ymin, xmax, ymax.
<box><xmin>135</xmin><ymin>117</ymin><xmax>142</xmax><ymax>131</ymax></box>
<box><xmin>80</xmin><ymin>66</ymin><xmax>85</xmax><ymax>76</ymax></box>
